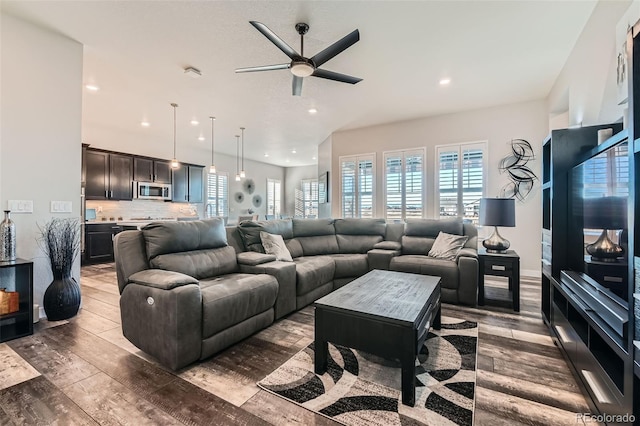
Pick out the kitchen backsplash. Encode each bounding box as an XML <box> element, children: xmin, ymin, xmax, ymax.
<box><xmin>85</xmin><ymin>200</ymin><xmax>202</xmax><ymax>221</ymax></box>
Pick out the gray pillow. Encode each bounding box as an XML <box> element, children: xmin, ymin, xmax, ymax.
<box><xmin>428</xmin><ymin>231</ymin><xmax>469</xmax><ymax>260</ymax></box>
<box><xmin>260</xmin><ymin>231</ymin><xmax>293</xmax><ymax>262</ymax></box>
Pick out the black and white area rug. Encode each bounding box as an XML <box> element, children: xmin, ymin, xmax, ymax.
<box><xmin>258</xmin><ymin>317</ymin><xmax>478</xmax><ymax>426</ymax></box>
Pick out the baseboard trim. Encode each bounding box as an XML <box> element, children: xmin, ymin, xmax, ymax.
<box><xmin>521</xmin><ymin>269</ymin><xmax>539</xmax><ymax>278</ymax></box>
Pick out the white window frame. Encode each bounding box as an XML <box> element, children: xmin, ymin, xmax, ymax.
<box><xmin>383</xmin><ymin>148</ymin><xmax>426</xmax><ymax>220</ymax></box>
<box><xmin>435</xmin><ymin>141</ymin><xmax>487</xmax><ymax>224</ymax></box>
<box><xmin>266</xmin><ymin>178</ymin><xmax>282</xmax><ymax>217</ymax></box>
<box><xmin>206</xmin><ymin>171</ymin><xmax>229</xmax><ymax>218</ymax></box>
<box><xmin>298</xmin><ymin>178</ymin><xmax>318</xmax><ymax>218</ymax></box>
<box><xmin>339</xmin><ymin>153</ymin><xmax>376</xmax><ymax>218</ymax></box>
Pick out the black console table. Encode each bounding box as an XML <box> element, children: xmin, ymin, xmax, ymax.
<box><xmin>478</xmin><ymin>249</ymin><xmax>520</xmax><ymax>311</ymax></box>
<box><xmin>0</xmin><ymin>259</ymin><xmax>34</xmax><ymax>343</ymax></box>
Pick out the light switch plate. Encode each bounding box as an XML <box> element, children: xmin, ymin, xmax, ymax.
<box><xmin>50</xmin><ymin>201</ymin><xmax>72</xmax><ymax>213</ymax></box>
<box><xmin>7</xmin><ymin>200</ymin><xmax>33</xmax><ymax>213</ymax></box>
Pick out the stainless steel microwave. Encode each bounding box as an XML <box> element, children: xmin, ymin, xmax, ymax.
<box><xmin>134</xmin><ymin>181</ymin><xmax>171</xmax><ymax>201</ymax></box>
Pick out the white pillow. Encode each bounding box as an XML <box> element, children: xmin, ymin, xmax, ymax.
<box><xmin>260</xmin><ymin>231</ymin><xmax>293</xmax><ymax>262</ymax></box>
<box><xmin>428</xmin><ymin>231</ymin><xmax>469</xmax><ymax>260</ymax></box>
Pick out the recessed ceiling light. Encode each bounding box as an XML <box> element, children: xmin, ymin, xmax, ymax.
<box><xmin>292</xmin><ymin>149</ymin><xmax>297</xmax><ymax>154</ymax></box>
<box><xmin>264</xmin><ymin>153</ymin><xmax>269</xmax><ymax>158</ymax></box>
<box><xmin>140</xmin><ymin>121</ymin><xmax>150</xmax><ymax>127</ymax></box>
<box><xmin>312</xmin><ymin>156</ymin><xmax>317</xmax><ymax>160</ymax></box>
<box><xmin>308</xmin><ymin>108</ymin><xmax>318</xmax><ymax>114</ymax></box>
<box><xmin>85</xmin><ymin>84</ymin><xmax>100</xmax><ymax>91</ymax></box>
<box><xmin>285</xmin><ymin>159</ymin><xmax>290</xmax><ymax>163</ymax></box>
<box><xmin>439</xmin><ymin>78</ymin><xmax>451</xmax><ymax>85</ymax></box>
<box><xmin>190</xmin><ymin>120</ymin><xmax>199</xmax><ymax>126</ymax></box>
<box><xmin>198</xmin><ymin>136</ymin><xmax>205</xmax><ymax>141</ymax></box>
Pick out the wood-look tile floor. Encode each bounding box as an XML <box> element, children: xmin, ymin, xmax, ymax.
<box><xmin>0</xmin><ymin>264</ymin><xmax>592</xmax><ymax>425</ymax></box>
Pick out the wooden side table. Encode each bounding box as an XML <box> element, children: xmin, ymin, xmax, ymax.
<box><xmin>478</xmin><ymin>249</ymin><xmax>520</xmax><ymax>312</ymax></box>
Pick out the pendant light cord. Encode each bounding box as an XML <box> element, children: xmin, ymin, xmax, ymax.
<box><xmin>210</xmin><ymin>116</ymin><xmax>215</xmax><ymax>165</ymax></box>
<box><xmin>240</xmin><ymin>127</ymin><xmax>245</xmax><ymax>172</ymax></box>
<box><xmin>171</xmin><ymin>103</ymin><xmax>178</xmax><ymax>159</ymax></box>
<box><xmin>236</xmin><ymin>135</ymin><xmax>240</xmax><ymax>176</ymax></box>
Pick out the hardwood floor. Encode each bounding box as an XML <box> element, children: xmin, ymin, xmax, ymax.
<box><xmin>0</xmin><ymin>264</ymin><xmax>591</xmax><ymax>425</ymax></box>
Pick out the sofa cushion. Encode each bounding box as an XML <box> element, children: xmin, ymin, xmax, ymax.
<box><xmin>390</xmin><ymin>255</ymin><xmax>459</xmax><ymax>289</ymax></box>
<box><xmin>150</xmin><ymin>245</ymin><xmax>237</xmax><ymax>280</ymax></box>
<box><xmin>373</xmin><ymin>241</ymin><xmax>402</xmax><ymax>250</ymax></box>
<box><xmin>292</xmin><ymin>218</ymin><xmax>335</xmax><ymax>237</ymax></box>
<box><xmin>143</xmin><ymin>219</ymin><xmax>227</xmax><ymax>259</ymax></box>
<box><xmin>199</xmin><ymin>273</ymin><xmax>278</xmax><ymax>338</ymax></box>
<box><xmin>285</xmin><ymin>238</ymin><xmax>304</xmax><ymax>259</ymax></box>
<box><xmin>128</xmin><ymin>269</ymin><xmax>198</xmax><ymax>290</ymax></box>
<box><xmin>404</xmin><ymin>218</ymin><xmax>463</xmax><ymax>238</ymax></box>
<box><xmin>428</xmin><ymin>232</ymin><xmax>469</xmax><ymax>260</ymax></box>
<box><xmin>293</xmin><ymin>256</ymin><xmax>335</xmax><ymax>295</ymax></box>
<box><xmin>329</xmin><ymin>254</ymin><xmax>369</xmax><ymax>278</ymax></box>
<box><xmin>401</xmin><ymin>235</ymin><xmax>434</xmax><ymax>255</ymax></box>
<box><xmin>237</xmin><ymin>219</ymin><xmax>293</xmax><ymax>252</ymax></box>
<box><xmin>296</xmin><ymin>235</ymin><xmax>339</xmax><ymax>256</ymax></box>
<box><xmin>336</xmin><ymin>235</ymin><xmax>384</xmax><ymax>254</ymax></box>
<box><xmin>260</xmin><ymin>232</ymin><xmax>293</xmax><ymax>261</ymax></box>
<box><xmin>334</xmin><ymin>218</ymin><xmax>386</xmax><ymax>236</ymax></box>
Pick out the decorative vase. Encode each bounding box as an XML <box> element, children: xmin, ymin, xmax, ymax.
<box><xmin>0</xmin><ymin>210</ymin><xmax>16</xmax><ymax>261</ymax></box>
<box><xmin>43</xmin><ymin>275</ymin><xmax>81</xmax><ymax>321</ymax></box>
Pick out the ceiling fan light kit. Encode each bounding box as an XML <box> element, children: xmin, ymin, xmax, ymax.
<box><xmin>236</xmin><ymin>21</ymin><xmax>362</xmax><ymax>96</ymax></box>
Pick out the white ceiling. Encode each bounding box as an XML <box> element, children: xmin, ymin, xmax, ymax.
<box><xmin>2</xmin><ymin>1</ymin><xmax>597</xmax><ymax>167</ymax></box>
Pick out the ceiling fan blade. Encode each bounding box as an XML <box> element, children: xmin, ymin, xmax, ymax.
<box><xmin>312</xmin><ymin>69</ymin><xmax>362</xmax><ymax>84</ymax></box>
<box><xmin>235</xmin><ymin>64</ymin><xmax>290</xmax><ymax>73</ymax></box>
<box><xmin>310</xmin><ymin>29</ymin><xmax>359</xmax><ymax>67</ymax></box>
<box><xmin>292</xmin><ymin>76</ymin><xmax>303</xmax><ymax>96</ymax></box>
<box><xmin>250</xmin><ymin>21</ymin><xmax>299</xmax><ymax>60</ymax></box>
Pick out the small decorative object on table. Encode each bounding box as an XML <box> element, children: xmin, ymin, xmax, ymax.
<box><xmin>0</xmin><ymin>288</ymin><xmax>19</xmax><ymax>315</ymax></box>
<box><xmin>38</xmin><ymin>218</ymin><xmax>81</xmax><ymax>321</ymax></box>
<box><xmin>0</xmin><ymin>210</ymin><xmax>16</xmax><ymax>261</ymax></box>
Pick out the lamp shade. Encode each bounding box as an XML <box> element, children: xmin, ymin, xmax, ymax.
<box><xmin>583</xmin><ymin>196</ymin><xmax>627</xmax><ymax>229</ymax></box>
<box><xmin>480</xmin><ymin>198</ymin><xmax>515</xmax><ymax>227</ymax></box>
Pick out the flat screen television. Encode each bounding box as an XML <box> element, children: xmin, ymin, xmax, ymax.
<box><xmin>568</xmin><ymin>139</ymin><xmax>629</xmax><ymax>303</ymax></box>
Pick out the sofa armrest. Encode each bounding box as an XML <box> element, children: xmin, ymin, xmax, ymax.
<box><xmin>239</xmin><ymin>261</ymin><xmax>296</xmax><ymax>319</ymax></box>
<box><xmin>367</xmin><ymin>248</ymin><xmax>400</xmax><ymax>271</ymax></box>
<box><xmin>456</xmin><ymin>247</ymin><xmax>478</xmax><ymax>260</ymax></box>
<box><xmin>120</xmin><ymin>281</ymin><xmax>202</xmax><ymax>370</ymax></box>
<box><xmin>237</xmin><ymin>251</ymin><xmax>277</xmax><ymax>266</ymax></box>
<box><xmin>373</xmin><ymin>241</ymin><xmax>401</xmax><ymax>250</ymax></box>
<box><xmin>127</xmin><ymin>269</ymin><xmax>198</xmax><ymax>291</ymax></box>
<box><xmin>457</xmin><ymin>256</ymin><xmax>478</xmax><ymax>306</ymax></box>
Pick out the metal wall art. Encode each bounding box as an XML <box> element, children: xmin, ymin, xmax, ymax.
<box><xmin>252</xmin><ymin>194</ymin><xmax>262</xmax><ymax>207</ymax></box>
<box><xmin>234</xmin><ymin>192</ymin><xmax>245</xmax><ymax>203</ymax></box>
<box><xmin>499</xmin><ymin>138</ymin><xmax>537</xmax><ymax>201</ymax></box>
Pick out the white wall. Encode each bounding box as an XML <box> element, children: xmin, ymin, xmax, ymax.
<box><xmin>1</xmin><ymin>14</ymin><xmax>83</xmax><ymax>306</ymax></box>
<box><xmin>317</xmin><ymin>135</ymin><xmax>332</xmax><ymax>218</ymax></box>
<box><xmin>548</xmin><ymin>0</ymin><xmax>632</xmax><ymax>127</ymax></box>
<box><xmin>331</xmin><ymin>100</ymin><xmax>548</xmax><ymax>274</ymax></box>
<box><xmin>283</xmin><ymin>165</ymin><xmax>318</xmax><ymax>217</ymax></box>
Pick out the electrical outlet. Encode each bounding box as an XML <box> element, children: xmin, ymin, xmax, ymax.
<box><xmin>7</xmin><ymin>200</ymin><xmax>33</xmax><ymax>213</ymax></box>
<box><xmin>97</xmin><ymin>206</ymin><xmax>103</xmax><ymax>213</ymax></box>
<box><xmin>50</xmin><ymin>201</ymin><xmax>72</xmax><ymax>213</ymax></box>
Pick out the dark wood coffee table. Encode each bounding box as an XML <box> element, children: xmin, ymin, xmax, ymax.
<box><xmin>314</xmin><ymin>269</ymin><xmax>441</xmax><ymax>406</ymax></box>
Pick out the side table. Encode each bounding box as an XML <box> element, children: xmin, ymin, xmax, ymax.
<box><xmin>478</xmin><ymin>248</ymin><xmax>520</xmax><ymax>312</ymax></box>
<box><xmin>0</xmin><ymin>259</ymin><xmax>34</xmax><ymax>342</ymax></box>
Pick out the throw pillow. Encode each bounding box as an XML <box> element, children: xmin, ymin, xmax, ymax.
<box><xmin>260</xmin><ymin>231</ymin><xmax>293</xmax><ymax>262</ymax></box>
<box><xmin>428</xmin><ymin>231</ymin><xmax>469</xmax><ymax>261</ymax></box>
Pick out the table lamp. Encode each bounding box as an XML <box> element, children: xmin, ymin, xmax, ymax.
<box><xmin>480</xmin><ymin>198</ymin><xmax>515</xmax><ymax>253</ymax></box>
<box><xmin>583</xmin><ymin>196</ymin><xmax>626</xmax><ymax>262</ymax></box>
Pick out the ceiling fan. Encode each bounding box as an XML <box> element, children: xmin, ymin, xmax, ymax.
<box><xmin>235</xmin><ymin>21</ymin><xmax>362</xmax><ymax>96</ymax></box>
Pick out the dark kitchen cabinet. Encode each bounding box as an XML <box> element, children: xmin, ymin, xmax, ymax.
<box><xmin>134</xmin><ymin>158</ymin><xmax>172</xmax><ymax>184</ymax></box>
<box><xmin>172</xmin><ymin>165</ymin><xmax>203</xmax><ymax>203</ymax></box>
<box><xmin>84</xmin><ymin>223</ymin><xmax>122</xmax><ymax>263</ymax></box>
<box><xmin>85</xmin><ymin>149</ymin><xmax>133</xmax><ymax>200</ymax></box>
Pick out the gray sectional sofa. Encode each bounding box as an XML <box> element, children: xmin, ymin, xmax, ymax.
<box><xmin>113</xmin><ymin>216</ymin><xmax>478</xmax><ymax>370</ymax></box>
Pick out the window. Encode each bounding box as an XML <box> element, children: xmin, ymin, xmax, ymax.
<box><xmin>384</xmin><ymin>149</ymin><xmax>425</xmax><ymax>220</ymax></box>
<box><xmin>295</xmin><ymin>179</ymin><xmax>318</xmax><ymax>218</ymax></box>
<box><xmin>266</xmin><ymin>179</ymin><xmax>282</xmax><ymax>217</ymax></box>
<box><xmin>340</xmin><ymin>154</ymin><xmax>375</xmax><ymax>218</ymax></box>
<box><xmin>436</xmin><ymin>142</ymin><xmax>486</xmax><ymax>224</ymax></box>
<box><xmin>206</xmin><ymin>172</ymin><xmax>228</xmax><ymax>218</ymax></box>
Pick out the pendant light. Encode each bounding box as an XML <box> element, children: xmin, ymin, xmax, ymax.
<box><xmin>240</xmin><ymin>127</ymin><xmax>246</xmax><ymax>178</ymax></box>
<box><xmin>170</xmin><ymin>103</ymin><xmax>179</xmax><ymax>169</ymax></box>
<box><xmin>209</xmin><ymin>116</ymin><xmax>216</xmax><ymax>174</ymax></box>
<box><xmin>235</xmin><ymin>135</ymin><xmax>241</xmax><ymax>181</ymax></box>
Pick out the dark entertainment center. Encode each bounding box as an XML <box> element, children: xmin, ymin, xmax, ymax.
<box><xmin>541</xmin><ymin>23</ymin><xmax>640</xmax><ymax>425</ymax></box>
